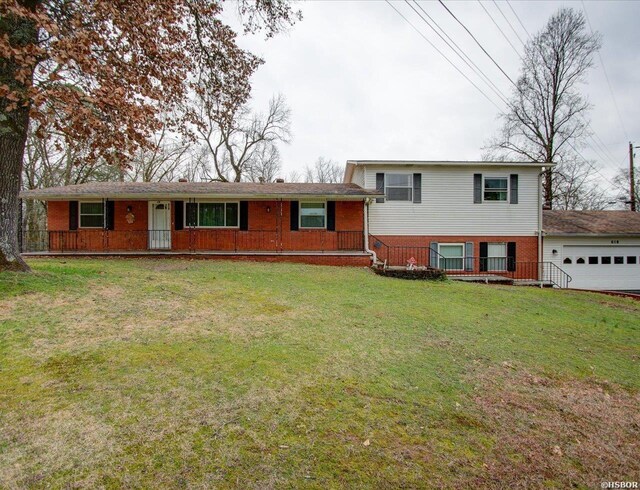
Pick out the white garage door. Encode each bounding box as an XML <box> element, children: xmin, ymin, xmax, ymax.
<box><xmin>560</xmin><ymin>245</ymin><xmax>640</xmax><ymax>290</ymax></box>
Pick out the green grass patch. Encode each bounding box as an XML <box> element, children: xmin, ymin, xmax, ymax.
<box><xmin>1</xmin><ymin>258</ymin><xmax>638</xmax><ymax>488</ymax></box>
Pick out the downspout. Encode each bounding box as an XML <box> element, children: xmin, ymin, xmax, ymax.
<box><xmin>363</xmin><ymin>198</ymin><xmax>376</xmax><ymax>264</ymax></box>
<box><xmin>538</xmin><ymin>170</ymin><xmax>544</xmax><ymax>263</ymax></box>
<box><xmin>538</xmin><ymin>169</ymin><xmax>545</xmax><ymax>283</ymax></box>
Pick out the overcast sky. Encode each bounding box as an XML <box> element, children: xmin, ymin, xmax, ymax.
<box><xmin>233</xmin><ymin>1</ymin><xmax>639</xmax><ymax>191</ymax></box>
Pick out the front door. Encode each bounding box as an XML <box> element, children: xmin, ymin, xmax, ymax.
<box><xmin>149</xmin><ymin>201</ymin><xmax>171</xmax><ymax>249</ymax></box>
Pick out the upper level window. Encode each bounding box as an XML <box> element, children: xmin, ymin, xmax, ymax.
<box><xmin>300</xmin><ymin>202</ymin><xmax>326</xmax><ymax>228</ymax></box>
<box><xmin>79</xmin><ymin>202</ymin><xmax>104</xmax><ymax>228</ymax></box>
<box><xmin>187</xmin><ymin>202</ymin><xmax>238</xmax><ymax>227</ymax></box>
<box><xmin>484</xmin><ymin>177</ymin><xmax>508</xmax><ymax>201</ymax></box>
<box><xmin>386</xmin><ymin>174</ymin><xmax>412</xmax><ymax>201</ymax></box>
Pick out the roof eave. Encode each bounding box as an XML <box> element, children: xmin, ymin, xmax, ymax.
<box><xmin>20</xmin><ymin>192</ymin><xmax>381</xmax><ymax>201</ymax></box>
<box><xmin>544</xmin><ymin>232</ymin><xmax>640</xmax><ymax>237</ymax></box>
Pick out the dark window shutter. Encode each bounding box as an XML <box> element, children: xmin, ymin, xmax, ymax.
<box><xmin>106</xmin><ymin>200</ymin><xmax>115</xmax><ymax>230</ymax></box>
<box><xmin>326</xmin><ymin>201</ymin><xmax>336</xmax><ymax>231</ymax></box>
<box><xmin>69</xmin><ymin>201</ymin><xmax>78</xmax><ymax>230</ymax></box>
<box><xmin>413</xmin><ymin>173</ymin><xmax>422</xmax><ymax>203</ymax></box>
<box><xmin>507</xmin><ymin>241</ymin><xmax>517</xmax><ymax>272</ymax></box>
<box><xmin>510</xmin><ymin>174</ymin><xmax>519</xmax><ymax>204</ymax></box>
<box><xmin>465</xmin><ymin>242</ymin><xmax>474</xmax><ymax>271</ymax></box>
<box><xmin>186</xmin><ymin>202</ymin><xmax>198</xmax><ymax>227</ymax></box>
<box><xmin>429</xmin><ymin>242</ymin><xmax>439</xmax><ymax>268</ymax></box>
<box><xmin>474</xmin><ymin>174</ymin><xmax>482</xmax><ymax>204</ymax></box>
<box><xmin>239</xmin><ymin>201</ymin><xmax>249</xmax><ymax>231</ymax></box>
<box><xmin>376</xmin><ymin>173</ymin><xmax>385</xmax><ymax>203</ymax></box>
<box><xmin>479</xmin><ymin>241</ymin><xmax>488</xmax><ymax>272</ymax></box>
<box><xmin>290</xmin><ymin>201</ymin><xmax>299</xmax><ymax>231</ymax></box>
<box><xmin>174</xmin><ymin>201</ymin><xmax>184</xmax><ymax>230</ymax></box>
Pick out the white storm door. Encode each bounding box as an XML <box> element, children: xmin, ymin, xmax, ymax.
<box><xmin>149</xmin><ymin>201</ymin><xmax>171</xmax><ymax>250</ymax></box>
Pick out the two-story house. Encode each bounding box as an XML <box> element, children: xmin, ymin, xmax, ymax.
<box><xmin>344</xmin><ymin>160</ymin><xmax>550</xmax><ymax>276</ymax></box>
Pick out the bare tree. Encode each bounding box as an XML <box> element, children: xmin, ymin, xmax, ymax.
<box><xmin>126</xmin><ymin>126</ymin><xmax>190</xmax><ymax>183</ymax></box>
<box><xmin>551</xmin><ymin>159</ymin><xmax>610</xmax><ymax>210</ymax></box>
<box><xmin>613</xmin><ymin>167</ymin><xmax>640</xmax><ymax>210</ymax></box>
<box><xmin>304</xmin><ymin>157</ymin><xmax>343</xmax><ymax>183</ymax></box>
<box><xmin>195</xmin><ymin>93</ymin><xmax>290</xmax><ymax>182</ymax></box>
<box><xmin>483</xmin><ymin>8</ymin><xmax>601</xmax><ymax>208</ymax></box>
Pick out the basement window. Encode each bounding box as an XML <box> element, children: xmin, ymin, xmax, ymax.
<box><xmin>487</xmin><ymin>242</ymin><xmax>507</xmax><ymax>271</ymax></box>
<box><xmin>79</xmin><ymin>202</ymin><xmax>104</xmax><ymax>228</ymax></box>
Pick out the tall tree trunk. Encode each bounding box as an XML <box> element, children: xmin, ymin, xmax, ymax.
<box><xmin>0</xmin><ymin>110</ymin><xmax>30</xmax><ymax>272</ymax></box>
<box><xmin>0</xmin><ymin>1</ymin><xmax>38</xmax><ymax>272</ymax></box>
<box><xmin>544</xmin><ymin>169</ymin><xmax>553</xmax><ymax>209</ymax></box>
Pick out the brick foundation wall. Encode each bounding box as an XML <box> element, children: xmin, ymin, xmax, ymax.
<box><xmin>370</xmin><ymin>234</ymin><xmax>539</xmax><ymax>279</ymax></box>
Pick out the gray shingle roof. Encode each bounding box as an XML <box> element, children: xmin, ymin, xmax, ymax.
<box><xmin>20</xmin><ymin>181</ymin><xmax>382</xmax><ymax>200</ymax></box>
<box><xmin>544</xmin><ymin>210</ymin><xmax>640</xmax><ymax>236</ymax></box>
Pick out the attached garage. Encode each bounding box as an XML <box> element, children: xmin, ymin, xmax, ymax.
<box><xmin>543</xmin><ymin>211</ymin><xmax>640</xmax><ymax>292</ymax></box>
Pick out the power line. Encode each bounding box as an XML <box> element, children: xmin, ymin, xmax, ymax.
<box><xmin>492</xmin><ymin>0</ymin><xmax>526</xmax><ymax>47</ymax></box>
<box><xmin>437</xmin><ymin>0</ymin><xmax>518</xmax><ymax>88</ymax></box>
<box><xmin>505</xmin><ymin>0</ymin><xmax>531</xmax><ymax>40</ymax></box>
<box><xmin>477</xmin><ymin>1</ymin><xmax>522</xmax><ymax>59</ymax></box>
<box><xmin>581</xmin><ymin>0</ymin><xmax>630</xmax><ymax>141</ymax></box>
<box><xmin>408</xmin><ymin>1</ymin><xmax>511</xmax><ymax>107</ymax></box>
<box><xmin>385</xmin><ymin>1</ymin><xmax>505</xmax><ymax>112</ymax></box>
<box><xmin>502</xmin><ymin>0</ymin><xmax>625</xmax><ymax>174</ymax></box>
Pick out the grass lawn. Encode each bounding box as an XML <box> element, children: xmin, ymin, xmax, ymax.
<box><xmin>1</xmin><ymin>259</ymin><xmax>639</xmax><ymax>488</ymax></box>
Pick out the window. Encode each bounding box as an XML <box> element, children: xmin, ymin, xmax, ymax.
<box><xmin>487</xmin><ymin>242</ymin><xmax>507</xmax><ymax>271</ymax></box>
<box><xmin>484</xmin><ymin>177</ymin><xmax>508</xmax><ymax>201</ymax></box>
<box><xmin>627</xmin><ymin>256</ymin><xmax>637</xmax><ymax>264</ymax></box>
<box><xmin>188</xmin><ymin>202</ymin><xmax>238</xmax><ymax>227</ymax></box>
<box><xmin>385</xmin><ymin>174</ymin><xmax>412</xmax><ymax>201</ymax></box>
<box><xmin>79</xmin><ymin>202</ymin><xmax>104</xmax><ymax>228</ymax></box>
<box><xmin>601</xmin><ymin>256</ymin><xmax>611</xmax><ymax>264</ymax></box>
<box><xmin>614</xmin><ymin>256</ymin><xmax>624</xmax><ymax>265</ymax></box>
<box><xmin>588</xmin><ymin>256</ymin><xmax>598</xmax><ymax>265</ymax></box>
<box><xmin>576</xmin><ymin>257</ymin><xmax>585</xmax><ymax>264</ymax></box>
<box><xmin>439</xmin><ymin>244</ymin><xmax>464</xmax><ymax>271</ymax></box>
<box><xmin>563</xmin><ymin>258</ymin><xmax>572</xmax><ymax>264</ymax></box>
<box><xmin>300</xmin><ymin>202</ymin><xmax>326</xmax><ymax>228</ymax></box>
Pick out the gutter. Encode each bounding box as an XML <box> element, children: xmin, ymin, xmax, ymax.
<box><xmin>363</xmin><ymin>198</ymin><xmax>377</xmax><ymax>265</ymax></box>
<box><xmin>19</xmin><ymin>192</ymin><xmax>382</xmax><ymax>201</ymax></box>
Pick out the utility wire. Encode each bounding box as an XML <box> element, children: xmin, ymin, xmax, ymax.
<box><xmin>492</xmin><ymin>0</ymin><xmax>526</xmax><ymax>47</ymax></box>
<box><xmin>407</xmin><ymin>1</ymin><xmax>511</xmax><ymax>107</ymax></box>
<box><xmin>477</xmin><ymin>1</ymin><xmax>522</xmax><ymax>59</ymax></box>
<box><xmin>582</xmin><ymin>0</ymin><xmax>630</xmax><ymax>142</ymax></box>
<box><xmin>438</xmin><ymin>0</ymin><xmax>518</xmax><ymax>88</ymax></box>
<box><xmin>394</xmin><ymin>0</ymin><xmax>621</xmax><ymax>192</ymax></box>
<box><xmin>385</xmin><ymin>1</ymin><xmax>505</xmax><ymax>112</ymax></box>
<box><xmin>502</xmin><ymin>0</ymin><xmax>625</xmax><ymax>174</ymax></box>
<box><xmin>505</xmin><ymin>0</ymin><xmax>531</xmax><ymax>39</ymax></box>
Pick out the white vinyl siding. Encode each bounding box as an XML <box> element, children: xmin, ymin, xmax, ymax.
<box><xmin>363</xmin><ymin>165</ymin><xmax>540</xmax><ymax>236</ymax></box>
<box><xmin>351</xmin><ymin>165</ymin><xmax>365</xmax><ymax>186</ymax></box>
<box><xmin>543</xmin><ymin>236</ymin><xmax>640</xmax><ymax>290</ymax></box>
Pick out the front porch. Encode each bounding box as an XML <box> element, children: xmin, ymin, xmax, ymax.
<box><xmin>20</xmin><ymin>228</ymin><xmax>366</xmax><ymax>254</ymax></box>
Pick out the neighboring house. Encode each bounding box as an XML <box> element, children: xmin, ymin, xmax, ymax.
<box><xmin>19</xmin><ymin>181</ymin><xmax>381</xmax><ymax>266</ymax></box>
<box><xmin>543</xmin><ymin>210</ymin><xmax>640</xmax><ymax>291</ymax></box>
<box><xmin>344</xmin><ymin>160</ymin><xmax>550</xmax><ymax>278</ymax></box>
